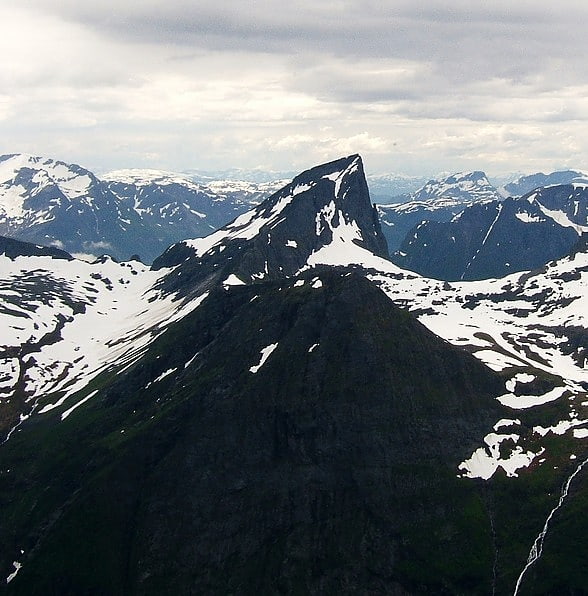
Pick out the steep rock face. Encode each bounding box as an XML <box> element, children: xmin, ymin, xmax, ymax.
<box><xmin>153</xmin><ymin>154</ymin><xmax>389</xmax><ymax>296</ymax></box>
<box><xmin>392</xmin><ymin>188</ymin><xmax>587</xmax><ymax>281</ymax></box>
<box><xmin>0</xmin><ymin>271</ymin><xmax>505</xmax><ymax>595</ymax></box>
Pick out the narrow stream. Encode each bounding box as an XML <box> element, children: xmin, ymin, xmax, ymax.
<box><xmin>513</xmin><ymin>455</ymin><xmax>588</xmax><ymax>595</ymax></box>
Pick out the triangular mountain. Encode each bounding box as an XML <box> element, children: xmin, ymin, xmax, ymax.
<box><xmin>0</xmin><ymin>267</ymin><xmax>505</xmax><ymax>595</ymax></box>
<box><xmin>153</xmin><ymin>154</ymin><xmax>388</xmax><ymax>295</ymax></box>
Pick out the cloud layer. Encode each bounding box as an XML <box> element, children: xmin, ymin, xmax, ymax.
<box><xmin>2</xmin><ymin>1</ymin><xmax>588</xmax><ymax>175</ymax></box>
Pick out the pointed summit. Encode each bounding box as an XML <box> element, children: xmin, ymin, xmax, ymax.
<box><xmin>153</xmin><ymin>155</ymin><xmax>389</xmax><ymax>295</ymax></box>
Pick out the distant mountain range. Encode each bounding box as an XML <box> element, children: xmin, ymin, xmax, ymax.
<box><xmin>0</xmin><ymin>154</ymin><xmax>284</xmax><ymax>263</ymax></box>
<box><xmin>1</xmin><ymin>154</ymin><xmax>587</xmax><ymax>593</ymax></box>
<box><xmin>2</xmin><ymin>152</ymin><xmax>586</xmax><ymax>270</ymax></box>
<box><xmin>503</xmin><ymin>169</ymin><xmax>586</xmax><ymax>197</ymax></box>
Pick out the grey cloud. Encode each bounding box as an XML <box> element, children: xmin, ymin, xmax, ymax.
<box><xmin>17</xmin><ymin>0</ymin><xmax>588</xmax><ymax>101</ymax></box>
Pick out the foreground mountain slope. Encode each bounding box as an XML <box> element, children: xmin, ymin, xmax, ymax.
<box><xmin>392</xmin><ymin>184</ymin><xmax>588</xmax><ymax>280</ymax></box>
<box><xmin>1</xmin><ymin>155</ymin><xmax>587</xmax><ymax>594</ymax></box>
<box><xmin>1</xmin><ymin>270</ymin><xmax>507</xmax><ymax>595</ymax></box>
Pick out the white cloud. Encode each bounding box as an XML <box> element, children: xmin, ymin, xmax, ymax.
<box><xmin>1</xmin><ymin>1</ymin><xmax>588</xmax><ymax>176</ymax></box>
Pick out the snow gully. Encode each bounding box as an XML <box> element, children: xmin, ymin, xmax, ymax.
<box><xmin>513</xmin><ymin>455</ymin><xmax>588</xmax><ymax>595</ymax></box>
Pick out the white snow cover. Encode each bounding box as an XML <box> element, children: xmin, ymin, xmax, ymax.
<box><xmin>102</xmin><ymin>168</ymin><xmax>200</xmax><ymax>188</ymax></box>
<box><xmin>249</xmin><ymin>343</ymin><xmax>278</xmax><ymax>373</ymax></box>
<box><xmin>537</xmin><ymin>203</ymin><xmax>588</xmax><ymax>234</ymax></box>
<box><xmin>497</xmin><ymin>386</ymin><xmax>568</xmax><ymax>410</ymax></box>
<box><xmin>505</xmin><ymin>373</ymin><xmax>536</xmax><ymax>392</ymax></box>
<box><xmin>0</xmin><ymin>252</ymin><xmax>210</xmax><ymax>430</ymax></box>
<box><xmin>0</xmin><ymin>154</ymin><xmax>94</xmax><ymax>221</ymax></box>
<box><xmin>533</xmin><ymin>419</ymin><xmax>588</xmax><ymax>437</ymax></box>
<box><xmin>144</xmin><ymin>368</ymin><xmax>178</xmax><ymax>389</ymax></box>
<box><xmin>494</xmin><ymin>418</ymin><xmax>521</xmax><ymax>430</ymax></box>
<box><xmin>61</xmin><ymin>390</ymin><xmax>99</xmax><ymax>420</ymax></box>
<box><xmin>5</xmin><ymin>561</ymin><xmax>22</xmax><ymax>584</ymax></box>
<box><xmin>367</xmin><ymin>248</ymin><xmax>588</xmax><ymax>387</ymax></box>
<box><xmin>223</xmin><ymin>274</ymin><xmax>246</xmax><ymax>287</ymax></box>
<box><xmin>515</xmin><ymin>212</ymin><xmax>544</xmax><ymax>224</ymax></box>
<box><xmin>459</xmin><ymin>430</ymin><xmax>544</xmax><ymax>480</ymax></box>
<box><xmin>183</xmin><ymin>192</ymin><xmax>294</xmax><ymax>257</ymax></box>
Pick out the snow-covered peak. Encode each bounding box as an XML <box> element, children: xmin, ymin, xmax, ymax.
<box><xmin>411</xmin><ymin>170</ymin><xmax>501</xmax><ymax>203</ymax></box>
<box><xmin>0</xmin><ymin>154</ymin><xmax>98</xmax><ymax>220</ymax></box>
<box><xmin>153</xmin><ymin>154</ymin><xmax>388</xmax><ymax>291</ymax></box>
<box><xmin>180</xmin><ymin>155</ymin><xmax>383</xmax><ymax>260</ymax></box>
<box><xmin>102</xmin><ymin>168</ymin><xmax>203</xmax><ymax>189</ymax></box>
<box><xmin>0</xmin><ymin>153</ymin><xmax>95</xmax><ymax>198</ymax></box>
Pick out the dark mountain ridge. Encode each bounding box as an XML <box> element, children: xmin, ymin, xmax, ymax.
<box><xmin>153</xmin><ymin>154</ymin><xmax>388</xmax><ymax>296</ymax></box>
<box><xmin>392</xmin><ymin>184</ymin><xmax>588</xmax><ymax>281</ymax></box>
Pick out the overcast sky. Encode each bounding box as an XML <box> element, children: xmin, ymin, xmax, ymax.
<box><xmin>2</xmin><ymin>1</ymin><xmax>588</xmax><ymax>177</ymax></box>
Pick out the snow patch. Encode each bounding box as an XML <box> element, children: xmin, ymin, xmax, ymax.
<box><xmin>61</xmin><ymin>390</ymin><xmax>99</xmax><ymax>420</ymax></box>
<box><xmin>459</xmin><ymin>432</ymin><xmax>543</xmax><ymax>480</ymax></box>
<box><xmin>145</xmin><ymin>368</ymin><xmax>177</xmax><ymax>388</ymax></box>
<box><xmin>515</xmin><ymin>212</ymin><xmax>544</xmax><ymax>224</ymax></box>
<box><xmin>497</xmin><ymin>386</ymin><xmax>568</xmax><ymax>409</ymax></box>
<box><xmin>249</xmin><ymin>343</ymin><xmax>278</xmax><ymax>374</ymax></box>
<box><xmin>223</xmin><ymin>274</ymin><xmax>246</xmax><ymax>287</ymax></box>
<box><xmin>505</xmin><ymin>373</ymin><xmax>536</xmax><ymax>392</ymax></box>
<box><xmin>6</xmin><ymin>561</ymin><xmax>22</xmax><ymax>584</ymax></box>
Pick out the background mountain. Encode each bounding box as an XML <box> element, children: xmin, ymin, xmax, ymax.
<box><xmin>1</xmin><ymin>155</ymin><xmax>587</xmax><ymax>594</ymax></box>
<box><xmin>364</xmin><ymin>172</ymin><xmax>428</xmax><ymax>203</ymax></box>
<box><xmin>0</xmin><ymin>154</ymin><xmax>284</xmax><ymax>263</ymax></box>
<box><xmin>378</xmin><ymin>171</ymin><xmax>502</xmax><ymax>252</ymax></box>
<box><xmin>503</xmin><ymin>170</ymin><xmax>587</xmax><ymax>197</ymax></box>
<box><xmin>392</xmin><ymin>183</ymin><xmax>588</xmax><ymax>280</ymax></box>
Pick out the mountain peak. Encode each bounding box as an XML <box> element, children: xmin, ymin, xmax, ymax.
<box><xmin>152</xmin><ymin>155</ymin><xmax>389</xmax><ymax>294</ymax></box>
<box><xmin>411</xmin><ymin>170</ymin><xmax>500</xmax><ymax>203</ymax></box>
